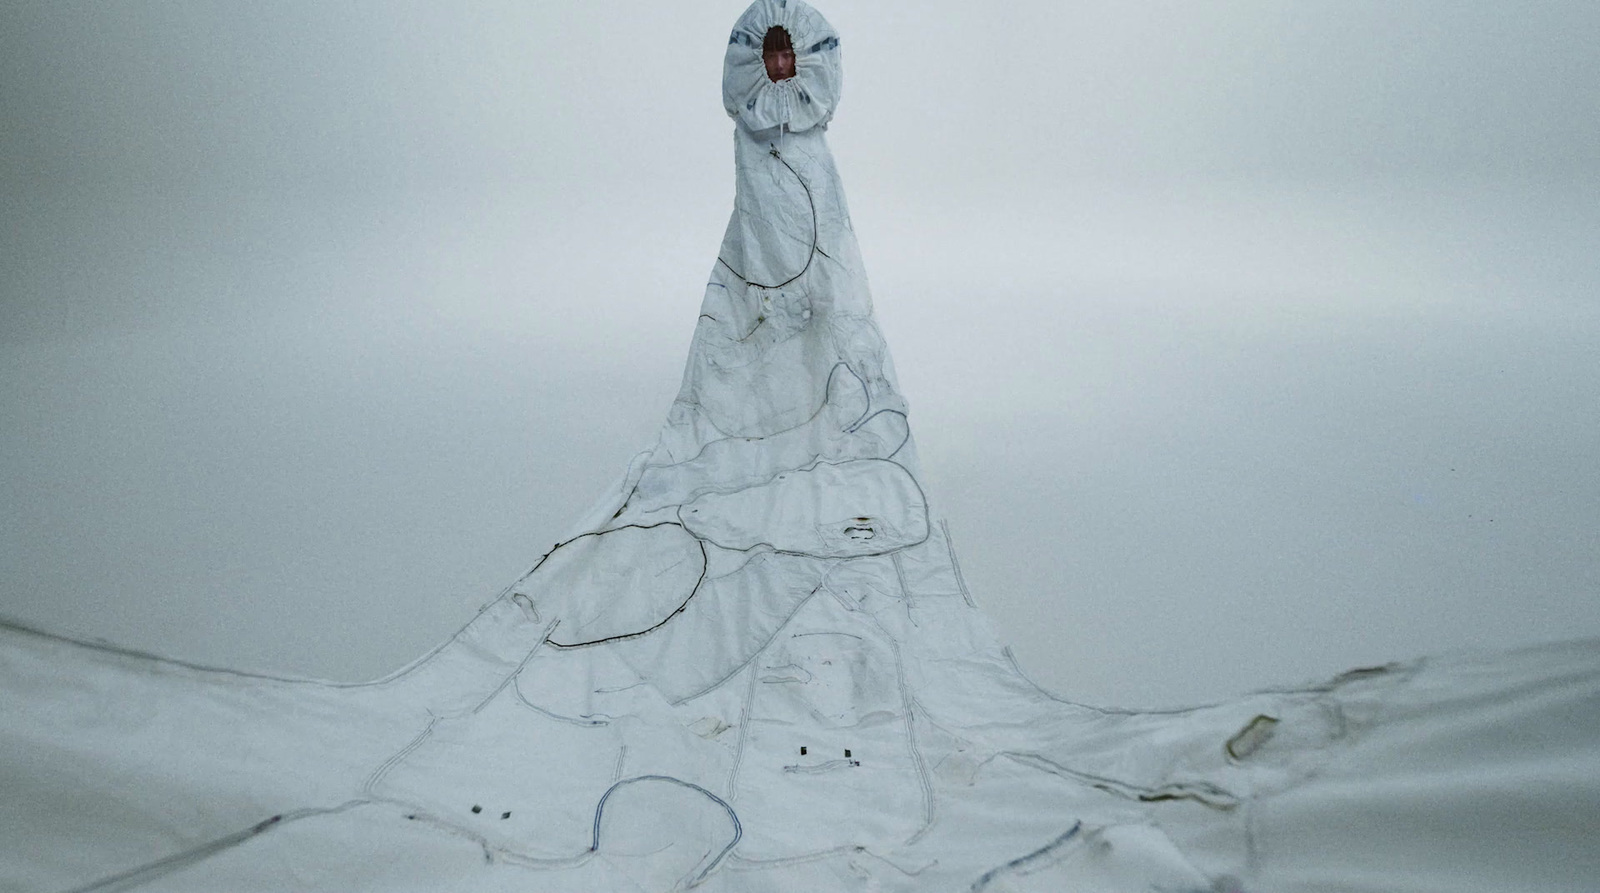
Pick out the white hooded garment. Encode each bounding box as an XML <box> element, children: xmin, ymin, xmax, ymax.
<box><xmin>3</xmin><ymin>2</ymin><xmax>1599</xmax><ymax>891</ymax></box>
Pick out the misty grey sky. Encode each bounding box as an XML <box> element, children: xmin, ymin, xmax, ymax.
<box><xmin>3</xmin><ymin>1</ymin><xmax>1597</xmax><ymax>707</ymax></box>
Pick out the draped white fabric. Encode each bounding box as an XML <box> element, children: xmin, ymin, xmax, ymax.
<box><xmin>3</xmin><ymin>2</ymin><xmax>1598</xmax><ymax>891</ymax></box>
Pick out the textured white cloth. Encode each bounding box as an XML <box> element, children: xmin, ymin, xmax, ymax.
<box><xmin>3</xmin><ymin>2</ymin><xmax>1598</xmax><ymax>891</ymax></box>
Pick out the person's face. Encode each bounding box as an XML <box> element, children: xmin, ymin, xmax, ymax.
<box><xmin>764</xmin><ymin>36</ymin><xmax>795</xmax><ymax>82</ymax></box>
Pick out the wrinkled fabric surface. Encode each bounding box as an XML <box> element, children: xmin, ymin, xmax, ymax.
<box><xmin>4</xmin><ymin>2</ymin><xmax>1599</xmax><ymax>891</ymax></box>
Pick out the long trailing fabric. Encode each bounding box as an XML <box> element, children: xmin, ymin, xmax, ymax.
<box><xmin>4</xmin><ymin>2</ymin><xmax>1599</xmax><ymax>891</ymax></box>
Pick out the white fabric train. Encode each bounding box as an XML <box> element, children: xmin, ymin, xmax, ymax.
<box><xmin>3</xmin><ymin>2</ymin><xmax>1597</xmax><ymax>890</ymax></box>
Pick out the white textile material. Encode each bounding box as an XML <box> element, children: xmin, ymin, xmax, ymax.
<box><xmin>4</xmin><ymin>2</ymin><xmax>1598</xmax><ymax>891</ymax></box>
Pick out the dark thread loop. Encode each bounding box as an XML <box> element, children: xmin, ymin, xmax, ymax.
<box><xmin>717</xmin><ymin>148</ymin><xmax>819</xmax><ymax>290</ymax></box>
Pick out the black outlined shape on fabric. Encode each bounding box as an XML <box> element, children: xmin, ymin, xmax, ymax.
<box><xmin>679</xmin><ymin>458</ymin><xmax>930</xmax><ymax>558</ymax></box>
<box><xmin>513</xmin><ymin>524</ymin><xmax>708</xmax><ymax>649</ymax></box>
<box><xmin>717</xmin><ymin>148</ymin><xmax>817</xmax><ymax>290</ymax></box>
<box><xmin>843</xmin><ymin>521</ymin><xmax>876</xmax><ymax>540</ymax></box>
<box><xmin>590</xmin><ymin>776</ymin><xmax>741</xmax><ymax>888</ymax></box>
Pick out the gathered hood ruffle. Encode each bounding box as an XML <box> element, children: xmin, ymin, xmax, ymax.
<box><xmin>722</xmin><ymin>0</ymin><xmax>842</xmax><ymax>134</ymax></box>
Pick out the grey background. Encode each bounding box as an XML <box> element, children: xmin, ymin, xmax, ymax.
<box><xmin>3</xmin><ymin>1</ymin><xmax>1596</xmax><ymax>708</ymax></box>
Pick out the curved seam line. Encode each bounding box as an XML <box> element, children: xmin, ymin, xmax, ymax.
<box><xmin>362</xmin><ymin>716</ymin><xmax>440</xmax><ymax>795</ymax></box>
<box><xmin>940</xmin><ymin>520</ymin><xmax>977</xmax><ymax>608</ymax></box>
<box><xmin>716</xmin><ymin>147</ymin><xmax>818</xmax><ymax>290</ymax></box>
<box><xmin>591</xmin><ymin>776</ymin><xmax>742</xmax><ymax>886</ymax></box>
<box><xmin>473</xmin><ymin>619</ymin><xmax>561</xmax><ymax>711</ymax></box>
<box><xmin>511</xmin><ymin>674</ymin><xmax>613</xmax><ymax>727</ymax></box>
<box><xmin>725</xmin><ymin>662</ymin><xmax>762</xmax><ymax>802</ymax></box>
<box><xmin>546</xmin><ymin>542</ymin><xmax>710</xmax><ymax>649</ymax></box>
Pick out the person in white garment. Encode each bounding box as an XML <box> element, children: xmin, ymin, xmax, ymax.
<box><xmin>3</xmin><ymin>3</ymin><xmax>1596</xmax><ymax>892</ymax></box>
<box><xmin>763</xmin><ymin>24</ymin><xmax>797</xmax><ymax>83</ymax></box>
